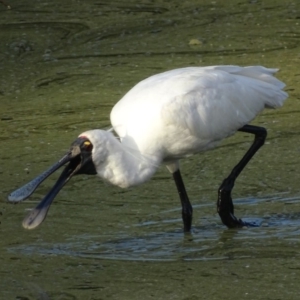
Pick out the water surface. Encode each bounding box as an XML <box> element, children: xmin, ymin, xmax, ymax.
<box><xmin>1</xmin><ymin>0</ymin><xmax>300</xmax><ymax>299</ymax></box>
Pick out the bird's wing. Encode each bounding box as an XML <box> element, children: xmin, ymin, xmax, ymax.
<box><xmin>160</xmin><ymin>67</ymin><xmax>287</xmax><ymax>142</ymax></box>
<box><xmin>111</xmin><ymin>66</ymin><xmax>287</xmax><ymax>155</ymax></box>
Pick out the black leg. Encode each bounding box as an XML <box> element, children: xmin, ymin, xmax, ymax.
<box><xmin>217</xmin><ymin>124</ymin><xmax>267</xmax><ymax>228</ymax></box>
<box><xmin>173</xmin><ymin>169</ymin><xmax>193</xmax><ymax>232</ymax></box>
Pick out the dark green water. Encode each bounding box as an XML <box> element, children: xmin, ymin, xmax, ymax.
<box><xmin>1</xmin><ymin>0</ymin><xmax>300</xmax><ymax>299</ymax></box>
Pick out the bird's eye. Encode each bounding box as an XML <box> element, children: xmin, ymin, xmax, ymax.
<box><xmin>83</xmin><ymin>141</ymin><xmax>93</xmax><ymax>152</ymax></box>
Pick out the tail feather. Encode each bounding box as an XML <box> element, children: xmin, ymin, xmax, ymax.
<box><xmin>240</xmin><ymin>66</ymin><xmax>286</xmax><ymax>89</ymax></box>
<box><xmin>209</xmin><ymin>65</ymin><xmax>286</xmax><ymax>89</ymax></box>
<box><xmin>208</xmin><ymin>65</ymin><xmax>287</xmax><ymax>108</ymax></box>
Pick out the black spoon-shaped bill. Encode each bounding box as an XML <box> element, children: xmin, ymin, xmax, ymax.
<box><xmin>22</xmin><ymin>155</ymin><xmax>81</xmax><ymax>229</ymax></box>
<box><xmin>8</xmin><ymin>137</ymin><xmax>96</xmax><ymax>229</ymax></box>
<box><xmin>7</xmin><ymin>153</ymin><xmax>73</xmax><ymax>203</ymax></box>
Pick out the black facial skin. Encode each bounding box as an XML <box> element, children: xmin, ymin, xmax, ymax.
<box><xmin>75</xmin><ymin>138</ymin><xmax>97</xmax><ymax>176</ymax></box>
<box><xmin>8</xmin><ymin>136</ymin><xmax>97</xmax><ymax>229</ymax></box>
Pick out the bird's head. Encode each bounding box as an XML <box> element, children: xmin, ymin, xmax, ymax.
<box><xmin>7</xmin><ymin>130</ymin><xmax>110</xmax><ymax>230</ymax></box>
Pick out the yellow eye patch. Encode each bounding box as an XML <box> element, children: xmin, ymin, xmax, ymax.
<box><xmin>82</xmin><ymin>140</ymin><xmax>93</xmax><ymax>151</ymax></box>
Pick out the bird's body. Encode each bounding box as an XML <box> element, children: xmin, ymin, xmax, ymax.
<box><xmin>112</xmin><ymin>66</ymin><xmax>284</xmax><ymax>156</ymax></box>
<box><xmin>85</xmin><ymin>66</ymin><xmax>286</xmax><ymax>187</ymax></box>
<box><xmin>8</xmin><ymin>65</ymin><xmax>288</xmax><ymax>231</ymax></box>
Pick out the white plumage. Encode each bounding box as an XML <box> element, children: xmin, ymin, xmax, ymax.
<box><xmin>83</xmin><ymin>66</ymin><xmax>287</xmax><ymax>188</ymax></box>
<box><xmin>8</xmin><ymin>65</ymin><xmax>288</xmax><ymax>231</ymax></box>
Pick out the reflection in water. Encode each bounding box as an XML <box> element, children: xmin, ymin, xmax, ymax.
<box><xmin>9</xmin><ymin>193</ymin><xmax>300</xmax><ymax>262</ymax></box>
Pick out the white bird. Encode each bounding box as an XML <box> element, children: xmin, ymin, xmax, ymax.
<box><xmin>8</xmin><ymin>65</ymin><xmax>288</xmax><ymax>232</ymax></box>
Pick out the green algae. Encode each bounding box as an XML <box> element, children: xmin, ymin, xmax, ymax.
<box><xmin>1</xmin><ymin>0</ymin><xmax>300</xmax><ymax>299</ymax></box>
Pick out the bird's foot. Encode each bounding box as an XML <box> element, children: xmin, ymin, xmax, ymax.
<box><xmin>218</xmin><ymin>209</ymin><xmax>245</xmax><ymax>228</ymax></box>
<box><xmin>182</xmin><ymin>207</ymin><xmax>193</xmax><ymax>233</ymax></box>
<box><xmin>220</xmin><ymin>211</ymin><xmax>259</xmax><ymax>228</ymax></box>
<box><xmin>217</xmin><ymin>187</ymin><xmax>258</xmax><ymax>228</ymax></box>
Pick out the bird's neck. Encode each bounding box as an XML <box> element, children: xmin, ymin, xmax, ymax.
<box><xmin>93</xmin><ymin>132</ymin><xmax>162</xmax><ymax>188</ymax></box>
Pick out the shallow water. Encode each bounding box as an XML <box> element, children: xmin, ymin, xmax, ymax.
<box><xmin>1</xmin><ymin>0</ymin><xmax>300</xmax><ymax>299</ymax></box>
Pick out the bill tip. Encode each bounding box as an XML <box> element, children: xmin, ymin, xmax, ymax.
<box><xmin>22</xmin><ymin>206</ymin><xmax>49</xmax><ymax>230</ymax></box>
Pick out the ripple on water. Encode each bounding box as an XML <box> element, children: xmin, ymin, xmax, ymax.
<box><xmin>8</xmin><ymin>193</ymin><xmax>300</xmax><ymax>262</ymax></box>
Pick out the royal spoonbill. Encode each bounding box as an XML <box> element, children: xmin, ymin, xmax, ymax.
<box><xmin>8</xmin><ymin>65</ymin><xmax>288</xmax><ymax>232</ymax></box>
